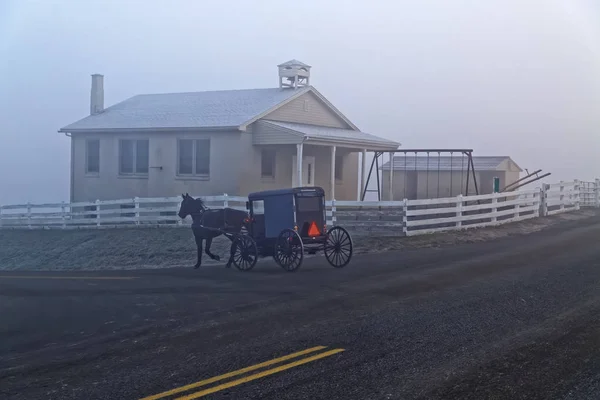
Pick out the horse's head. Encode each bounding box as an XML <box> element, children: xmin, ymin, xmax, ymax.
<box><xmin>178</xmin><ymin>193</ymin><xmax>206</xmax><ymax>220</ymax></box>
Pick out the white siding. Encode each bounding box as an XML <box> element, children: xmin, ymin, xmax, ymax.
<box><xmin>251</xmin><ymin>121</ymin><xmax>303</xmax><ymax>145</ymax></box>
<box><xmin>71</xmin><ymin>131</ymin><xmax>249</xmax><ymax>202</ymax></box>
<box><xmin>263</xmin><ymin>92</ymin><xmax>351</xmax><ymax>129</ymax></box>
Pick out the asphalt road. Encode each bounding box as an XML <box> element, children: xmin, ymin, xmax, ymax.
<box><xmin>2</xmin><ymin>216</ymin><xmax>600</xmax><ymax>400</ymax></box>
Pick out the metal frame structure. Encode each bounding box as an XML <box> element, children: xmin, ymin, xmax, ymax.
<box><xmin>501</xmin><ymin>169</ymin><xmax>551</xmax><ymax>192</ymax></box>
<box><xmin>361</xmin><ymin>149</ymin><xmax>479</xmax><ymax>201</ymax></box>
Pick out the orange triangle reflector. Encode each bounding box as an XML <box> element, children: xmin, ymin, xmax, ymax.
<box><xmin>308</xmin><ymin>221</ymin><xmax>320</xmax><ymax>237</ymax></box>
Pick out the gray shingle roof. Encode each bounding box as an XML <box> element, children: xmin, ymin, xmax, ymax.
<box><xmin>263</xmin><ymin>120</ymin><xmax>400</xmax><ymax>149</ymax></box>
<box><xmin>278</xmin><ymin>59</ymin><xmax>311</xmax><ymax>68</ymax></box>
<box><xmin>60</xmin><ymin>87</ymin><xmax>308</xmax><ymax>132</ymax></box>
<box><xmin>381</xmin><ymin>156</ymin><xmax>513</xmax><ymax>171</ymax></box>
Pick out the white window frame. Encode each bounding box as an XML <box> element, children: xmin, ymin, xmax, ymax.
<box><xmin>177</xmin><ymin>138</ymin><xmax>211</xmax><ymax>178</ymax></box>
<box><xmin>85</xmin><ymin>139</ymin><xmax>100</xmax><ymax>175</ymax></box>
<box><xmin>118</xmin><ymin>139</ymin><xmax>149</xmax><ymax>176</ymax></box>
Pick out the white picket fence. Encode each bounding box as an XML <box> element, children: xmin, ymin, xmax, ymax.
<box><xmin>0</xmin><ymin>180</ymin><xmax>594</xmax><ymax>236</ymax></box>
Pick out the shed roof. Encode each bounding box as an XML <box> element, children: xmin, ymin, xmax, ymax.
<box><xmin>380</xmin><ymin>156</ymin><xmax>521</xmax><ymax>172</ymax></box>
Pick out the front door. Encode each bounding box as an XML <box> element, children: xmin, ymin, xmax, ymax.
<box><xmin>291</xmin><ymin>156</ymin><xmax>316</xmax><ymax>187</ymax></box>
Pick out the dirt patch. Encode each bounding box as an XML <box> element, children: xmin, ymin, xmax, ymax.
<box><xmin>0</xmin><ymin>210</ymin><xmax>596</xmax><ymax>271</ymax></box>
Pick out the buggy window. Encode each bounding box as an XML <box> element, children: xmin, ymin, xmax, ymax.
<box><xmin>295</xmin><ymin>196</ymin><xmax>321</xmax><ymax>212</ymax></box>
<box><xmin>252</xmin><ymin>200</ymin><xmax>265</xmax><ymax>215</ymax></box>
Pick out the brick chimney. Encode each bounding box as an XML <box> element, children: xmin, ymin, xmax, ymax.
<box><xmin>90</xmin><ymin>74</ymin><xmax>104</xmax><ymax>115</ymax></box>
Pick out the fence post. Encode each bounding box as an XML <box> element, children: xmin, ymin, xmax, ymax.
<box><xmin>491</xmin><ymin>193</ymin><xmax>498</xmax><ymax>223</ymax></box>
<box><xmin>176</xmin><ymin>197</ymin><xmax>183</xmax><ymax>226</ymax></box>
<box><xmin>134</xmin><ymin>197</ymin><xmax>140</xmax><ymax>225</ymax></box>
<box><xmin>574</xmin><ymin>179</ymin><xmax>580</xmax><ymax>211</ymax></box>
<box><xmin>61</xmin><ymin>201</ymin><xmax>67</xmax><ymax>229</ymax></box>
<box><xmin>402</xmin><ymin>198</ymin><xmax>408</xmax><ymax>235</ymax></box>
<box><xmin>27</xmin><ymin>202</ymin><xmax>32</xmax><ymax>229</ymax></box>
<box><xmin>95</xmin><ymin>199</ymin><xmax>101</xmax><ymax>227</ymax></box>
<box><xmin>456</xmin><ymin>194</ymin><xmax>463</xmax><ymax>228</ymax></box>
<box><xmin>595</xmin><ymin>178</ymin><xmax>600</xmax><ymax>208</ymax></box>
<box><xmin>559</xmin><ymin>181</ymin><xmax>565</xmax><ymax>212</ymax></box>
<box><xmin>223</xmin><ymin>193</ymin><xmax>229</xmax><ymax>208</ymax></box>
<box><xmin>331</xmin><ymin>198</ymin><xmax>337</xmax><ymax>226</ymax></box>
<box><xmin>540</xmin><ymin>184</ymin><xmax>549</xmax><ymax>216</ymax></box>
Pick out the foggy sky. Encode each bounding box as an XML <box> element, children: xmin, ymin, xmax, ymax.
<box><xmin>1</xmin><ymin>0</ymin><xmax>600</xmax><ymax>205</ymax></box>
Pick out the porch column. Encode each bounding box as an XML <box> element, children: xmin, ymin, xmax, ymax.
<box><xmin>296</xmin><ymin>143</ymin><xmax>303</xmax><ymax>187</ymax></box>
<box><xmin>389</xmin><ymin>152</ymin><xmax>395</xmax><ymax>200</ymax></box>
<box><xmin>360</xmin><ymin>149</ymin><xmax>367</xmax><ymax>200</ymax></box>
<box><xmin>330</xmin><ymin>146</ymin><xmax>336</xmax><ymax>200</ymax></box>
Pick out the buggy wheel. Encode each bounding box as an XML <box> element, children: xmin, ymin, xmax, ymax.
<box><xmin>274</xmin><ymin>229</ymin><xmax>304</xmax><ymax>272</ymax></box>
<box><xmin>324</xmin><ymin>226</ymin><xmax>353</xmax><ymax>268</ymax></box>
<box><xmin>231</xmin><ymin>234</ymin><xmax>258</xmax><ymax>271</ymax></box>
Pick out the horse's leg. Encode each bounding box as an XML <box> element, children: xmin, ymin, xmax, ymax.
<box><xmin>193</xmin><ymin>230</ymin><xmax>203</xmax><ymax>269</ymax></box>
<box><xmin>204</xmin><ymin>235</ymin><xmax>220</xmax><ymax>261</ymax></box>
<box><xmin>225</xmin><ymin>234</ymin><xmax>237</xmax><ymax>268</ymax></box>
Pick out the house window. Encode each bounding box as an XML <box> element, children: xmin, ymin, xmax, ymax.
<box><xmin>335</xmin><ymin>153</ymin><xmax>344</xmax><ymax>180</ymax></box>
<box><xmin>178</xmin><ymin>139</ymin><xmax>210</xmax><ymax>176</ymax></box>
<box><xmin>85</xmin><ymin>139</ymin><xmax>100</xmax><ymax>174</ymax></box>
<box><xmin>261</xmin><ymin>149</ymin><xmax>276</xmax><ymax>178</ymax></box>
<box><xmin>119</xmin><ymin>139</ymin><xmax>149</xmax><ymax>175</ymax></box>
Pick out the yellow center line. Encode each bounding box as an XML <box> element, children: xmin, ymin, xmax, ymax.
<box><xmin>139</xmin><ymin>346</ymin><xmax>328</xmax><ymax>400</ymax></box>
<box><xmin>175</xmin><ymin>348</ymin><xmax>345</xmax><ymax>400</ymax></box>
<box><xmin>0</xmin><ymin>276</ymin><xmax>137</xmax><ymax>280</ymax></box>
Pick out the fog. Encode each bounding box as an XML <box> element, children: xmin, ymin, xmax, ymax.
<box><xmin>1</xmin><ymin>0</ymin><xmax>599</xmax><ymax>205</ymax></box>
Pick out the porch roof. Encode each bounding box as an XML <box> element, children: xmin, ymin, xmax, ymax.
<box><xmin>255</xmin><ymin>120</ymin><xmax>400</xmax><ymax>151</ymax></box>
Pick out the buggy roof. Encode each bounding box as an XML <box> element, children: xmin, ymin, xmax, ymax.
<box><xmin>248</xmin><ymin>186</ymin><xmax>325</xmax><ymax>201</ymax></box>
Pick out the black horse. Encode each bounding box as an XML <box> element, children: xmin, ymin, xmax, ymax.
<box><xmin>177</xmin><ymin>193</ymin><xmax>248</xmax><ymax>269</ymax></box>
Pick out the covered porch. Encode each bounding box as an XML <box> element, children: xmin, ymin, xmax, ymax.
<box><xmin>251</xmin><ymin>120</ymin><xmax>400</xmax><ymax>200</ymax></box>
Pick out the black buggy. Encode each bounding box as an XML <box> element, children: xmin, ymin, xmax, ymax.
<box><xmin>229</xmin><ymin>186</ymin><xmax>353</xmax><ymax>272</ymax></box>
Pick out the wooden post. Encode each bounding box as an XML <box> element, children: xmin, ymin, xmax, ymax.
<box><xmin>95</xmin><ymin>200</ymin><xmax>101</xmax><ymax>227</ymax></box>
<box><xmin>330</xmin><ymin>146</ymin><xmax>336</xmax><ymax>201</ymax></box>
<box><xmin>402</xmin><ymin>198</ymin><xmax>408</xmax><ymax>235</ymax></box>
<box><xmin>177</xmin><ymin>196</ymin><xmax>183</xmax><ymax>226</ymax></box>
<box><xmin>134</xmin><ymin>197</ymin><xmax>140</xmax><ymax>225</ymax></box>
<box><xmin>595</xmin><ymin>178</ymin><xmax>600</xmax><ymax>208</ymax></box>
<box><xmin>61</xmin><ymin>201</ymin><xmax>67</xmax><ymax>229</ymax></box>
<box><xmin>559</xmin><ymin>181</ymin><xmax>565</xmax><ymax>212</ymax></box>
<box><xmin>389</xmin><ymin>152</ymin><xmax>395</xmax><ymax>201</ymax></box>
<box><xmin>27</xmin><ymin>202</ymin><xmax>32</xmax><ymax>229</ymax></box>
<box><xmin>456</xmin><ymin>194</ymin><xmax>463</xmax><ymax>228</ymax></box>
<box><xmin>574</xmin><ymin>179</ymin><xmax>580</xmax><ymax>210</ymax></box>
<box><xmin>223</xmin><ymin>193</ymin><xmax>229</xmax><ymax>209</ymax></box>
<box><xmin>491</xmin><ymin>194</ymin><xmax>498</xmax><ymax>223</ymax></box>
<box><xmin>540</xmin><ymin>184</ymin><xmax>549</xmax><ymax>216</ymax></box>
<box><xmin>331</xmin><ymin>198</ymin><xmax>336</xmax><ymax>226</ymax></box>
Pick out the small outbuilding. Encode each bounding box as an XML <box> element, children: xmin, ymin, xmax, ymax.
<box><xmin>380</xmin><ymin>155</ymin><xmax>523</xmax><ymax>200</ymax></box>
